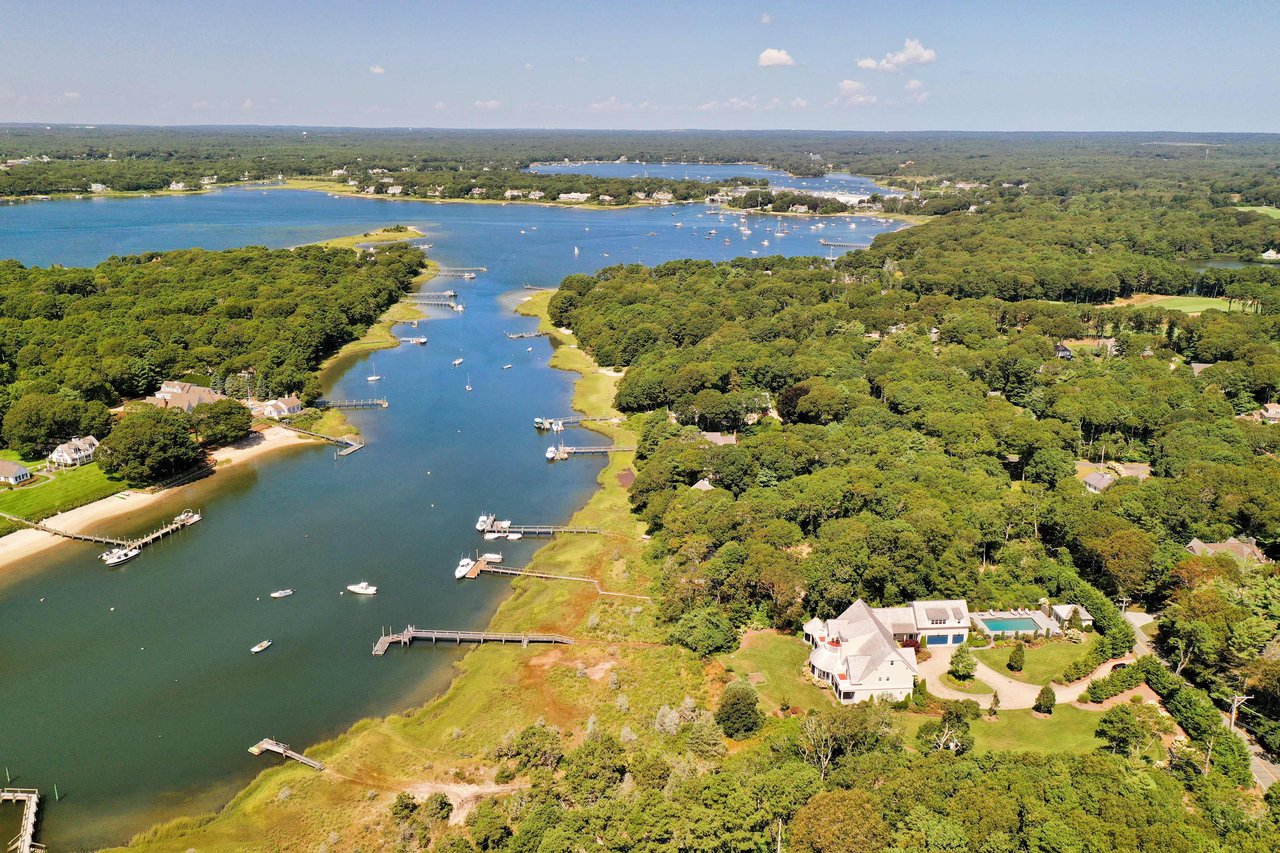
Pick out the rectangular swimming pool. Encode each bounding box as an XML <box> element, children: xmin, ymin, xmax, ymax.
<box><xmin>978</xmin><ymin>617</ymin><xmax>1040</xmax><ymax>634</ymax></box>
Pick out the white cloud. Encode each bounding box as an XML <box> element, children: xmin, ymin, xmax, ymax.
<box><xmin>905</xmin><ymin>79</ymin><xmax>924</xmax><ymax>91</ymax></box>
<box><xmin>760</xmin><ymin>12</ymin><xmax>772</xmax><ymax>24</ymax></box>
<box><xmin>63</xmin><ymin>91</ymin><xmax>81</xmax><ymax>99</ymax></box>
<box><xmin>433</xmin><ymin>101</ymin><xmax>447</xmax><ymax>109</ymax></box>
<box><xmin>474</xmin><ymin>99</ymin><xmax>501</xmax><ymax>110</ymax></box>
<box><xmin>369</xmin><ymin>65</ymin><xmax>385</xmax><ymax>74</ymax></box>
<box><xmin>758</xmin><ymin>47</ymin><xmax>795</xmax><ymax>67</ymax></box>
<box><xmin>835</xmin><ymin>80</ymin><xmax>877</xmax><ymax>106</ymax></box>
<box><xmin>857</xmin><ymin>38</ymin><xmax>937</xmax><ymax>72</ymax></box>
<box><xmin>790</xmin><ymin>97</ymin><xmax>809</xmax><ymax>109</ymax></box>
<box><xmin>904</xmin><ymin>79</ymin><xmax>929</xmax><ymax>102</ymax></box>
<box><xmin>242</xmin><ymin>98</ymin><xmax>254</xmax><ymax>109</ymax></box>
<box><xmin>524</xmin><ymin>62</ymin><xmax>534</xmax><ymax>71</ymax></box>
<box><xmin>698</xmin><ymin>96</ymin><xmax>760</xmax><ymax>112</ymax></box>
<box><xmin>574</xmin><ymin>56</ymin><xmax>588</xmax><ymax>64</ymax></box>
<box><xmin>588</xmin><ymin>95</ymin><xmax>650</xmax><ymax>112</ymax></box>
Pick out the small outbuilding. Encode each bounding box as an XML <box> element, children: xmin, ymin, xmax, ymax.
<box><xmin>0</xmin><ymin>460</ymin><xmax>33</xmax><ymax>486</ymax></box>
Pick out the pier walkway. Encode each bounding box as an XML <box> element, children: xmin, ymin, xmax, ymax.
<box><xmin>315</xmin><ymin>399</ymin><xmax>388</xmax><ymax>410</ymax></box>
<box><xmin>436</xmin><ymin>267</ymin><xmax>486</xmax><ymax>278</ymax></box>
<box><xmin>818</xmin><ymin>238</ymin><xmax>860</xmax><ymax>248</ymax></box>
<box><xmin>248</xmin><ymin>739</ymin><xmax>325</xmax><ymax>771</ymax></box>
<box><xmin>480</xmin><ymin>519</ymin><xmax>603</xmax><ymax>536</ymax></box>
<box><xmin>548</xmin><ymin>444</ymin><xmax>636</xmax><ymax>461</ymax></box>
<box><xmin>0</xmin><ymin>509</ymin><xmax>202</xmax><ymax>551</ymax></box>
<box><xmin>277</xmin><ymin>424</ymin><xmax>364</xmax><ymax>455</ymax></box>
<box><xmin>467</xmin><ymin>562</ymin><xmax>651</xmax><ymax>601</ymax></box>
<box><xmin>505</xmin><ymin>331</ymin><xmax>547</xmax><ymax>340</ymax></box>
<box><xmin>405</xmin><ymin>297</ymin><xmax>464</xmax><ymax>311</ymax></box>
<box><xmin>534</xmin><ymin>415</ymin><xmax>619</xmax><ymax>430</ymax></box>
<box><xmin>373</xmin><ymin>625</ymin><xmax>573</xmax><ymax>655</ymax></box>
<box><xmin>1</xmin><ymin>788</ymin><xmax>42</xmax><ymax>853</ymax></box>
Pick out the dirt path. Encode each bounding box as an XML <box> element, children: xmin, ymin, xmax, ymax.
<box><xmin>403</xmin><ymin>779</ymin><xmax>531</xmax><ymax>825</ymax></box>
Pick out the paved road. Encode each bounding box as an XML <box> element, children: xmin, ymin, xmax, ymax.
<box><xmin>917</xmin><ymin>646</ymin><xmax>1115</xmax><ymax>710</ymax></box>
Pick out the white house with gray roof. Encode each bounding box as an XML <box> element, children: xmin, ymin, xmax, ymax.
<box><xmin>802</xmin><ymin>598</ymin><xmax>970</xmax><ymax>704</ymax></box>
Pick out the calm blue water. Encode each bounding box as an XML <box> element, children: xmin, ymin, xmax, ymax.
<box><xmin>0</xmin><ymin>188</ymin><xmax>904</xmax><ymax>848</ymax></box>
<box><xmin>978</xmin><ymin>617</ymin><xmax>1040</xmax><ymax>634</ymax></box>
<box><xmin>525</xmin><ymin>161</ymin><xmax>898</xmax><ymax>197</ymax></box>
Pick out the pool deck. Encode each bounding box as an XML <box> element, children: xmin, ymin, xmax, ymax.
<box><xmin>973</xmin><ymin>609</ymin><xmax>1059</xmax><ymax>636</ymax></box>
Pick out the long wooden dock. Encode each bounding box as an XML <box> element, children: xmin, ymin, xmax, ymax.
<box><xmin>277</xmin><ymin>424</ymin><xmax>363</xmax><ymax>454</ymax></box>
<box><xmin>315</xmin><ymin>398</ymin><xmax>388</xmax><ymax>410</ymax></box>
<box><xmin>0</xmin><ymin>511</ymin><xmax>127</xmax><ymax>546</ymax></box>
<box><xmin>415</xmin><ymin>290</ymin><xmax>457</xmax><ymax>298</ymax></box>
<box><xmin>533</xmin><ymin>415</ymin><xmax>618</xmax><ymax>430</ymax></box>
<box><xmin>505</xmin><ymin>331</ymin><xmax>547</xmax><ymax>340</ymax></box>
<box><xmin>406</xmin><ymin>298</ymin><xmax>464</xmax><ymax>311</ymax></box>
<box><xmin>247</xmin><ymin>739</ymin><xmax>325</xmax><ymax>770</ymax></box>
<box><xmin>126</xmin><ymin>511</ymin><xmax>201</xmax><ymax>549</ymax></box>
<box><xmin>470</xmin><ymin>563</ymin><xmax>651</xmax><ymax>600</ymax></box>
<box><xmin>1</xmin><ymin>788</ymin><xmax>42</xmax><ymax>853</ymax></box>
<box><xmin>548</xmin><ymin>444</ymin><xmax>636</xmax><ymax>461</ymax></box>
<box><xmin>818</xmin><ymin>238</ymin><xmax>860</xmax><ymax>248</ymax></box>
<box><xmin>373</xmin><ymin>625</ymin><xmax>573</xmax><ymax>655</ymax></box>
<box><xmin>480</xmin><ymin>519</ymin><xmax>603</xmax><ymax>536</ymax></box>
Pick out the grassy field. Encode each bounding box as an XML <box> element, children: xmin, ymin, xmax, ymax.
<box><xmin>0</xmin><ymin>463</ymin><xmax>125</xmax><ymax>521</ymax></box>
<box><xmin>975</xmin><ymin>634</ymin><xmax>1100</xmax><ymax>685</ymax></box>
<box><xmin>1104</xmin><ymin>293</ymin><xmax>1244</xmax><ymax>314</ymax></box>
<box><xmin>901</xmin><ymin>705</ymin><xmax>1104</xmax><ymax>755</ymax></box>
<box><xmin>1238</xmin><ymin>205</ymin><xmax>1280</xmax><ymax>219</ymax></box>
<box><xmin>313</xmin><ymin>225</ymin><xmax>425</xmax><ymax>251</ymax></box>
<box><xmin>113</xmin><ymin>291</ymin><xmax>706</xmax><ymax>852</ymax></box>
<box><xmin>718</xmin><ymin>631</ymin><xmax>830</xmax><ymax>714</ymax></box>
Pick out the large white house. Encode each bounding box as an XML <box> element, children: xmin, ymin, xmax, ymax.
<box><xmin>48</xmin><ymin>435</ymin><xmax>99</xmax><ymax>467</ymax></box>
<box><xmin>803</xmin><ymin>598</ymin><xmax>970</xmax><ymax>704</ymax></box>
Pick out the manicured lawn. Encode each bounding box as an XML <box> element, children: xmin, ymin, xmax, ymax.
<box><xmin>971</xmin><ymin>706</ymin><xmax>1104</xmax><ymax>754</ymax></box>
<box><xmin>719</xmin><ymin>631</ymin><xmax>830</xmax><ymax>713</ymax></box>
<box><xmin>0</xmin><ymin>463</ymin><xmax>125</xmax><ymax>521</ymax></box>
<box><xmin>1144</xmin><ymin>295</ymin><xmax>1241</xmax><ymax>313</ymax></box>
<box><xmin>1238</xmin><ymin>205</ymin><xmax>1280</xmax><ymax>219</ymax></box>
<box><xmin>941</xmin><ymin>673</ymin><xmax>993</xmax><ymax>694</ymax></box>
<box><xmin>975</xmin><ymin>634</ymin><xmax>1100</xmax><ymax>685</ymax></box>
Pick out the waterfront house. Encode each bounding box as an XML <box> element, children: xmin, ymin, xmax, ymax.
<box><xmin>557</xmin><ymin>192</ymin><xmax>592</xmax><ymax>202</ymax></box>
<box><xmin>1083</xmin><ymin>471</ymin><xmax>1115</xmax><ymax>493</ymax></box>
<box><xmin>1261</xmin><ymin>249</ymin><xmax>1279</xmax><ymax>261</ymax></box>
<box><xmin>527</xmin><ymin>190</ymin><xmax>546</xmax><ymax>200</ymax></box>
<box><xmin>144</xmin><ymin>380</ymin><xmax>228</xmax><ymax>414</ymax></box>
<box><xmin>691</xmin><ymin>478</ymin><xmax>715</xmax><ymax>491</ymax></box>
<box><xmin>168</xmin><ymin>181</ymin><xmax>186</xmax><ymax>191</ymax></box>
<box><xmin>386</xmin><ymin>185</ymin><xmax>403</xmax><ymax>195</ymax></box>
<box><xmin>331</xmin><ymin>168</ymin><xmax>347</xmax><ymax>176</ymax></box>
<box><xmin>48</xmin><ymin>435</ymin><xmax>99</xmax><ymax>467</ymax></box>
<box><xmin>598</xmin><ymin>195</ymin><xmax>614</xmax><ymax>203</ymax></box>
<box><xmin>1258</xmin><ymin>402</ymin><xmax>1280</xmax><ymax>424</ymax></box>
<box><xmin>652</xmin><ymin>191</ymin><xmax>675</xmax><ymax>203</ymax></box>
<box><xmin>0</xmin><ymin>460</ymin><xmax>33</xmax><ymax>486</ymax></box>
<box><xmin>261</xmin><ymin>396</ymin><xmax>303</xmax><ymax>420</ymax></box>
<box><xmin>504</xmin><ymin>189</ymin><xmax>526</xmax><ymax>199</ymax></box>
<box><xmin>1186</xmin><ymin>536</ymin><xmax>1271</xmax><ymax>564</ymax></box>
<box><xmin>802</xmin><ymin>600</ymin><xmax>932</xmax><ymax>703</ymax></box>
<box><xmin>1054</xmin><ymin>342</ymin><xmax>1074</xmax><ymax>360</ymax></box>
<box><xmin>90</xmin><ymin>182</ymin><xmax>109</xmax><ymax>193</ymax></box>
<box><xmin>468</xmin><ymin>187</ymin><xmax>487</xmax><ymax>197</ymax></box>
<box><xmin>200</xmin><ymin>175</ymin><xmax>217</xmax><ymax>185</ymax></box>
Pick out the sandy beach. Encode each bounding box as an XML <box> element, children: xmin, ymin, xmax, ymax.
<box><xmin>0</xmin><ymin>426</ymin><xmax>312</xmax><ymax>575</ymax></box>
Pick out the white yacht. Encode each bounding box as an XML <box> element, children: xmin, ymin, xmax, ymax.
<box><xmin>174</xmin><ymin>509</ymin><xmax>201</xmax><ymax>524</ymax></box>
<box><xmin>480</xmin><ymin>552</ymin><xmax>503</xmax><ymax>563</ymax></box>
<box><xmin>366</xmin><ymin>357</ymin><xmax>382</xmax><ymax>382</ymax></box>
<box><xmin>452</xmin><ymin>357</ymin><xmax>464</xmax><ymax>367</ymax></box>
<box><xmin>251</xmin><ymin>640</ymin><xmax>273</xmax><ymax>654</ymax></box>
<box><xmin>545</xmin><ymin>446</ymin><xmax>558</xmax><ymax>460</ymax></box>
<box><xmin>465</xmin><ymin>375</ymin><xmax>473</xmax><ymax>392</ymax></box>
<box><xmin>454</xmin><ymin>555</ymin><xmax>476</xmax><ymax>579</ymax></box>
<box><xmin>346</xmin><ymin>581</ymin><xmax>378</xmax><ymax>595</ymax></box>
<box><xmin>101</xmin><ymin>546</ymin><xmax>141</xmax><ymax>566</ymax></box>
<box><xmin>270</xmin><ymin>589</ymin><xmax>294</xmax><ymax>599</ymax></box>
<box><xmin>476</xmin><ymin>514</ymin><xmax>493</xmax><ymax>531</ymax></box>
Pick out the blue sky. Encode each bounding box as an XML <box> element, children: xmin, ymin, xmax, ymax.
<box><xmin>1</xmin><ymin>0</ymin><xmax>1277</xmax><ymax>131</ymax></box>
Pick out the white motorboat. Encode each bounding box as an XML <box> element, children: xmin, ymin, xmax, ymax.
<box><xmin>452</xmin><ymin>357</ymin><xmax>464</xmax><ymax>367</ymax></box>
<box><xmin>480</xmin><ymin>552</ymin><xmax>503</xmax><ymax>563</ymax></box>
<box><xmin>545</xmin><ymin>446</ymin><xmax>557</xmax><ymax>460</ymax></box>
<box><xmin>174</xmin><ymin>508</ymin><xmax>201</xmax><ymax>524</ymax></box>
<box><xmin>502</xmin><ymin>364</ymin><xmax>513</xmax><ymax>370</ymax></box>
<box><xmin>454</xmin><ymin>555</ymin><xmax>476</xmax><ymax>579</ymax></box>
<box><xmin>483</xmin><ymin>532</ymin><xmax>504</xmax><ymax>540</ymax></box>
<box><xmin>346</xmin><ymin>581</ymin><xmax>378</xmax><ymax>595</ymax></box>
<box><xmin>465</xmin><ymin>375</ymin><xmax>473</xmax><ymax>392</ymax></box>
<box><xmin>101</xmin><ymin>546</ymin><xmax>141</xmax><ymax>566</ymax></box>
<box><xmin>251</xmin><ymin>640</ymin><xmax>273</xmax><ymax>654</ymax></box>
<box><xmin>476</xmin><ymin>514</ymin><xmax>493</xmax><ymax>531</ymax></box>
<box><xmin>270</xmin><ymin>589</ymin><xmax>294</xmax><ymax>598</ymax></box>
<box><xmin>506</xmin><ymin>533</ymin><xmax>523</xmax><ymax>541</ymax></box>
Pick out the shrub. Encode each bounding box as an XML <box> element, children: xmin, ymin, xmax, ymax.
<box><xmin>421</xmin><ymin>792</ymin><xmax>453</xmax><ymax>824</ymax></box>
<box><xmin>715</xmin><ymin>681</ymin><xmax>764</xmax><ymax>739</ymax></box>
<box><xmin>1007</xmin><ymin>641</ymin><xmax>1026</xmax><ymax>673</ymax></box>
<box><xmin>668</xmin><ymin>607</ymin><xmax>738</xmax><ymax>656</ymax></box>
<box><xmin>1033</xmin><ymin>685</ymin><xmax>1056</xmax><ymax>715</ymax></box>
<box><xmin>390</xmin><ymin>792</ymin><xmax>418</xmax><ymax>823</ymax></box>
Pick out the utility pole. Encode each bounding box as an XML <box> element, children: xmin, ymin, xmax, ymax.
<box><xmin>1116</xmin><ymin>595</ymin><xmax>1132</xmax><ymax>613</ymax></box>
<box><xmin>1229</xmin><ymin>694</ymin><xmax>1253</xmax><ymax>731</ymax></box>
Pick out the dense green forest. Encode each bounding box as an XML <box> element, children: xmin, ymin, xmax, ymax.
<box><xmin>548</xmin><ymin>255</ymin><xmax>1280</xmax><ymax>758</ymax></box>
<box><xmin>0</xmin><ymin>243</ymin><xmax>423</xmax><ymax>480</ymax></box>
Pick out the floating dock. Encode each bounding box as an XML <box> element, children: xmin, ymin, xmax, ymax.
<box><xmin>0</xmin><ymin>788</ymin><xmax>42</xmax><ymax>853</ymax></box>
<box><xmin>373</xmin><ymin>625</ymin><xmax>573</xmax><ymax>655</ymax></box>
<box><xmin>248</xmin><ymin>739</ymin><xmax>325</xmax><ymax>771</ymax></box>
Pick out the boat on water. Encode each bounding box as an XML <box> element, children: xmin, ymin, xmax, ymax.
<box><xmin>454</xmin><ymin>555</ymin><xmax>476</xmax><ymax>579</ymax></box>
<box><xmin>573</xmin><ymin>246</ymin><xmax>580</xmax><ymax>256</ymax></box>
<box><xmin>100</xmin><ymin>546</ymin><xmax>141</xmax><ymax>566</ymax></box>
<box><xmin>346</xmin><ymin>581</ymin><xmax>378</xmax><ymax>595</ymax></box>
<box><xmin>452</xmin><ymin>357</ymin><xmax>464</xmax><ymax>366</ymax></box>
<box><xmin>506</xmin><ymin>533</ymin><xmax>523</xmax><ymax>541</ymax></box>
<box><xmin>481</xmin><ymin>552</ymin><xmax>503</xmax><ymax>563</ymax></box>
<box><xmin>476</xmin><ymin>514</ymin><xmax>494</xmax><ymax>531</ymax></box>
<box><xmin>174</xmin><ymin>508</ymin><xmax>201</xmax><ymax>524</ymax></box>
<box><xmin>366</xmin><ymin>357</ymin><xmax>382</xmax><ymax>382</ymax></box>
<box><xmin>270</xmin><ymin>589</ymin><xmax>294</xmax><ymax>598</ymax></box>
<box><xmin>502</xmin><ymin>364</ymin><xmax>513</xmax><ymax>370</ymax></box>
<box><xmin>483</xmin><ymin>531</ymin><xmax>505</xmax><ymax>540</ymax></box>
<box><xmin>545</xmin><ymin>446</ymin><xmax>558</xmax><ymax>460</ymax></box>
<box><xmin>251</xmin><ymin>640</ymin><xmax>272</xmax><ymax>654</ymax></box>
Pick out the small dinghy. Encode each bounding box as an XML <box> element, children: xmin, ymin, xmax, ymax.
<box><xmin>251</xmin><ymin>640</ymin><xmax>273</xmax><ymax>654</ymax></box>
<box><xmin>270</xmin><ymin>589</ymin><xmax>294</xmax><ymax>599</ymax></box>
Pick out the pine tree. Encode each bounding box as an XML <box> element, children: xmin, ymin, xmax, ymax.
<box><xmin>1033</xmin><ymin>685</ymin><xmax>1056</xmax><ymax>715</ymax></box>
<box><xmin>1008</xmin><ymin>640</ymin><xmax>1026</xmax><ymax>672</ymax></box>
